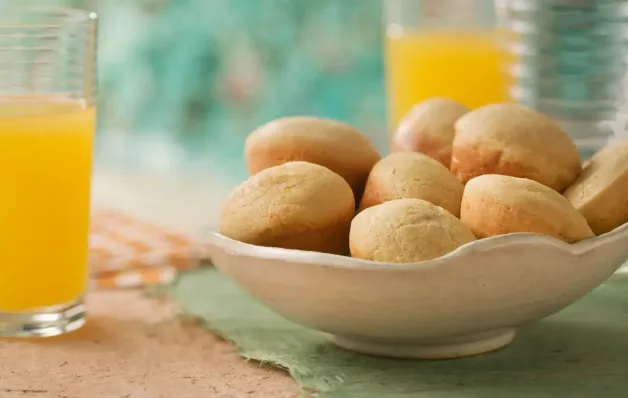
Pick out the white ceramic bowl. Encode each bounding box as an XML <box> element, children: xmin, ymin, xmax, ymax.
<box><xmin>206</xmin><ymin>223</ymin><xmax>628</xmax><ymax>359</ymax></box>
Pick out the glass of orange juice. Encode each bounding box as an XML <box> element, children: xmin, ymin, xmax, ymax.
<box><xmin>0</xmin><ymin>7</ymin><xmax>97</xmax><ymax>337</ymax></box>
<box><xmin>384</xmin><ymin>0</ymin><xmax>509</xmax><ymax>132</ymax></box>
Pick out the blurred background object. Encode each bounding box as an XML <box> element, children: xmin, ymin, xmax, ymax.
<box><xmin>385</xmin><ymin>0</ymin><xmax>506</xmax><ymax>132</ymax></box>
<box><xmin>84</xmin><ymin>0</ymin><xmax>386</xmax><ymax>180</ymax></box>
<box><xmin>497</xmin><ymin>0</ymin><xmax>627</xmax><ymax>158</ymax></box>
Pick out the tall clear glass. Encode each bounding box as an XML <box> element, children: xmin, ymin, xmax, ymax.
<box><xmin>384</xmin><ymin>0</ymin><xmax>508</xmax><ymax>133</ymax></box>
<box><xmin>0</xmin><ymin>7</ymin><xmax>97</xmax><ymax>337</ymax></box>
<box><xmin>495</xmin><ymin>0</ymin><xmax>626</xmax><ymax>159</ymax></box>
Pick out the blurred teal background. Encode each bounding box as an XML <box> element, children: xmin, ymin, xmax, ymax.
<box><xmin>55</xmin><ymin>0</ymin><xmax>386</xmax><ymax>179</ymax></box>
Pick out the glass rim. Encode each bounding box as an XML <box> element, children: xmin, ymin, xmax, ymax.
<box><xmin>0</xmin><ymin>6</ymin><xmax>97</xmax><ymax>29</ymax></box>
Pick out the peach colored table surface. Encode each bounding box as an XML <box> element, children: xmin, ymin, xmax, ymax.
<box><xmin>0</xmin><ymin>290</ymin><xmax>300</xmax><ymax>398</ymax></box>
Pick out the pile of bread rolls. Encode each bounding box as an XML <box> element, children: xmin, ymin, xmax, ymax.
<box><xmin>220</xmin><ymin>100</ymin><xmax>628</xmax><ymax>264</ymax></box>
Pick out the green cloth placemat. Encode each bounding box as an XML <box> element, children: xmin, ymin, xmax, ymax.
<box><xmin>169</xmin><ymin>268</ymin><xmax>628</xmax><ymax>398</ymax></box>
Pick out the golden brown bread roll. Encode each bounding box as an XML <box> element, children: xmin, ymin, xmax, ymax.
<box><xmin>461</xmin><ymin>174</ymin><xmax>594</xmax><ymax>243</ymax></box>
<box><xmin>359</xmin><ymin>152</ymin><xmax>464</xmax><ymax>217</ymax></box>
<box><xmin>245</xmin><ymin>116</ymin><xmax>381</xmax><ymax>199</ymax></box>
<box><xmin>391</xmin><ymin>98</ymin><xmax>468</xmax><ymax>167</ymax></box>
<box><xmin>220</xmin><ymin>161</ymin><xmax>355</xmax><ymax>254</ymax></box>
<box><xmin>350</xmin><ymin>198</ymin><xmax>476</xmax><ymax>263</ymax></box>
<box><xmin>563</xmin><ymin>142</ymin><xmax>628</xmax><ymax>235</ymax></box>
<box><xmin>451</xmin><ymin>103</ymin><xmax>581</xmax><ymax>192</ymax></box>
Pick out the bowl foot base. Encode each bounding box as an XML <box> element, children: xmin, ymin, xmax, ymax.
<box><xmin>330</xmin><ymin>328</ymin><xmax>516</xmax><ymax>359</ymax></box>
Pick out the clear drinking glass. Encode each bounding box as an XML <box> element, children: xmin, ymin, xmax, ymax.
<box><xmin>384</xmin><ymin>0</ymin><xmax>508</xmax><ymax>133</ymax></box>
<box><xmin>0</xmin><ymin>7</ymin><xmax>97</xmax><ymax>337</ymax></box>
<box><xmin>496</xmin><ymin>0</ymin><xmax>626</xmax><ymax>159</ymax></box>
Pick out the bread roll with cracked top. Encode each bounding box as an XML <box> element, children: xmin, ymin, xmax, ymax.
<box><xmin>563</xmin><ymin>142</ymin><xmax>628</xmax><ymax>235</ymax></box>
<box><xmin>220</xmin><ymin>161</ymin><xmax>355</xmax><ymax>254</ymax></box>
<box><xmin>359</xmin><ymin>152</ymin><xmax>464</xmax><ymax>216</ymax></box>
<box><xmin>451</xmin><ymin>103</ymin><xmax>581</xmax><ymax>191</ymax></box>
<box><xmin>461</xmin><ymin>174</ymin><xmax>594</xmax><ymax>243</ymax></box>
<box><xmin>391</xmin><ymin>98</ymin><xmax>468</xmax><ymax>167</ymax></box>
<box><xmin>350</xmin><ymin>198</ymin><xmax>476</xmax><ymax>263</ymax></box>
<box><xmin>245</xmin><ymin>116</ymin><xmax>381</xmax><ymax>199</ymax></box>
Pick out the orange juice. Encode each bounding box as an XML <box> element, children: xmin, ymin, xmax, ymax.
<box><xmin>386</xmin><ymin>30</ymin><xmax>508</xmax><ymax>131</ymax></box>
<box><xmin>0</xmin><ymin>98</ymin><xmax>95</xmax><ymax>311</ymax></box>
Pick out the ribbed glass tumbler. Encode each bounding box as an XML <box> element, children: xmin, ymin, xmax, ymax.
<box><xmin>0</xmin><ymin>6</ymin><xmax>97</xmax><ymax>337</ymax></box>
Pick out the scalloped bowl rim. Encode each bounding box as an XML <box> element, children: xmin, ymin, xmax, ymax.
<box><xmin>206</xmin><ymin>221</ymin><xmax>628</xmax><ymax>271</ymax></box>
